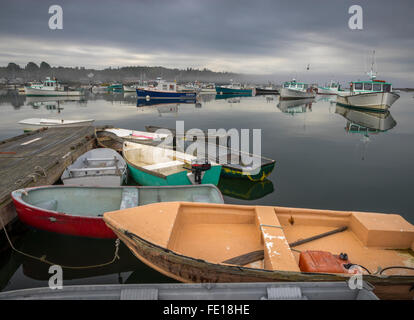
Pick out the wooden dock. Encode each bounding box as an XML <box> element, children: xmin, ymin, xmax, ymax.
<box><xmin>0</xmin><ymin>126</ymin><xmax>95</xmax><ymax>228</ymax></box>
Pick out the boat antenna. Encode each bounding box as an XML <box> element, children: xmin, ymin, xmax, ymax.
<box><xmin>367</xmin><ymin>50</ymin><xmax>377</xmax><ymax>80</ymax></box>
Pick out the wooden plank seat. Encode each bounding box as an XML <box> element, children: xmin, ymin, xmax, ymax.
<box><xmin>142</xmin><ymin>160</ymin><xmax>184</xmax><ymax>171</ymax></box>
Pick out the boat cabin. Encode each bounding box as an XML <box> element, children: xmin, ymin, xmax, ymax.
<box><xmin>283</xmin><ymin>80</ymin><xmax>309</xmax><ymax>91</ymax></box>
<box><xmin>350</xmin><ymin>80</ymin><xmax>392</xmax><ymax>94</ymax></box>
<box><xmin>153</xmin><ymin>78</ymin><xmax>178</xmax><ymax>92</ymax></box>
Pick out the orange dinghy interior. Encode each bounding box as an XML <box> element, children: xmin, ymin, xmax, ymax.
<box><xmin>103</xmin><ymin>202</ymin><xmax>414</xmax><ymax>300</ymax></box>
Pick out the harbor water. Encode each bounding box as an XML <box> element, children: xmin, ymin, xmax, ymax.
<box><xmin>0</xmin><ymin>91</ymin><xmax>413</xmax><ymax>291</ymax></box>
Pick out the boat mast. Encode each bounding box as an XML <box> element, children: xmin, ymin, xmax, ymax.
<box><xmin>367</xmin><ymin>50</ymin><xmax>377</xmax><ymax>80</ymax></box>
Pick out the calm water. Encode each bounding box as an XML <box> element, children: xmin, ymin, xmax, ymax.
<box><xmin>0</xmin><ymin>90</ymin><xmax>413</xmax><ymax>291</ymax></box>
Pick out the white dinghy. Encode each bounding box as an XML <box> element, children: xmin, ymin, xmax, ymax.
<box><xmin>61</xmin><ymin>148</ymin><xmax>127</xmax><ymax>187</ymax></box>
<box><xmin>18</xmin><ymin>118</ymin><xmax>94</xmax><ymax>131</ymax></box>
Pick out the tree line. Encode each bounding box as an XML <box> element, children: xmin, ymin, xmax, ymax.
<box><xmin>0</xmin><ymin>61</ymin><xmax>242</xmax><ymax>84</ymax></box>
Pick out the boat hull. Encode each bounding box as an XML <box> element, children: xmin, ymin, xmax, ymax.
<box><xmin>336</xmin><ymin>92</ymin><xmax>400</xmax><ymax>111</ymax></box>
<box><xmin>11</xmin><ymin>185</ymin><xmax>224</xmax><ymax>239</ymax></box>
<box><xmin>255</xmin><ymin>88</ymin><xmax>279</xmax><ymax>95</ymax></box>
<box><xmin>215</xmin><ymin>86</ymin><xmax>252</xmax><ymax>95</ymax></box>
<box><xmin>279</xmin><ymin>88</ymin><xmax>315</xmax><ymax>100</ymax></box>
<box><xmin>221</xmin><ymin>161</ymin><xmax>275</xmax><ymax>181</ymax></box>
<box><xmin>114</xmin><ymin>227</ymin><xmax>414</xmax><ymax>300</ymax></box>
<box><xmin>136</xmin><ymin>89</ymin><xmax>196</xmax><ymax>99</ymax></box>
<box><xmin>24</xmin><ymin>87</ymin><xmax>83</xmax><ymax>96</ymax></box>
<box><xmin>127</xmin><ymin>162</ymin><xmax>222</xmax><ymax>186</ymax></box>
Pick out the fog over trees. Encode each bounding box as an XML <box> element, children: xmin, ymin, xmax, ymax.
<box><xmin>0</xmin><ymin>61</ymin><xmax>254</xmax><ymax>84</ymax></box>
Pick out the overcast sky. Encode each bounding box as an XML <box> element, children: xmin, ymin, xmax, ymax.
<box><xmin>0</xmin><ymin>0</ymin><xmax>413</xmax><ymax>86</ymax></box>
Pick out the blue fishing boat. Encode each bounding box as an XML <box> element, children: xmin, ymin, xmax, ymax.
<box><xmin>136</xmin><ymin>78</ymin><xmax>196</xmax><ymax>100</ymax></box>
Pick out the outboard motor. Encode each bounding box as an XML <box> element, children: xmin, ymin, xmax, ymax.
<box><xmin>191</xmin><ymin>159</ymin><xmax>211</xmax><ymax>184</ymax></box>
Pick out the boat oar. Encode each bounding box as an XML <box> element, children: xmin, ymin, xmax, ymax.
<box><xmin>288</xmin><ymin>226</ymin><xmax>347</xmax><ymax>248</ymax></box>
<box><xmin>222</xmin><ymin>226</ymin><xmax>348</xmax><ymax>266</ymax></box>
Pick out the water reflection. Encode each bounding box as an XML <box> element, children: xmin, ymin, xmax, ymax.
<box><xmin>335</xmin><ymin>105</ymin><xmax>397</xmax><ymax>135</ymax></box>
<box><xmin>277</xmin><ymin>98</ymin><xmax>314</xmax><ymax>115</ymax></box>
<box><xmin>218</xmin><ymin>178</ymin><xmax>274</xmax><ymax>200</ymax></box>
<box><xmin>2</xmin><ymin>229</ymin><xmax>172</xmax><ymax>289</ymax></box>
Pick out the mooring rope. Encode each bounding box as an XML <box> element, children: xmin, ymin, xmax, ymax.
<box><xmin>0</xmin><ymin>215</ymin><xmax>120</xmax><ymax>269</ymax></box>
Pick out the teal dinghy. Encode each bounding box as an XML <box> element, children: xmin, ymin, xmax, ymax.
<box><xmin>123</xmin><ymin>141</ymin><xmax>222</xmax><ymax>186</ymax></box>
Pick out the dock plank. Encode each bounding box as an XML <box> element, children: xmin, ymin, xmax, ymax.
<box><xmin>0</xmin><ymin>126</ymin><xmax>95</xmax><ymax>227</ymax></box>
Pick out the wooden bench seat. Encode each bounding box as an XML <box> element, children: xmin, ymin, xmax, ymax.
<box><xmin>255</xmin><ymin>206</ymin><xmax>300</xmax><ymax>272</ymax></box>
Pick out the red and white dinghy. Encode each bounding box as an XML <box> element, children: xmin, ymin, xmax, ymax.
<box><xmin>11</xmin><ymin>185</ymin><xmax>224</xmax><ymax>239</ymax></box>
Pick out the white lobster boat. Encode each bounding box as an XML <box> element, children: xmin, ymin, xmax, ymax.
<box><xmin>279</xmin><ymin>80</ymin><xmax>315</xmax><ymax>100</ymax></box>
<box><xmin>336</xmin><ymin>78</ymin><xmax>400</xmax><ymax>112</ymax></box>
<box><xmin>24</xmin><ymin>77</ymin><xmax>83</xmax><ymax>96</ymax></box>
<box><xmin>336</xmin><ymin>52</ymin><xmax>400</xmax><ymax>112</ymax></box>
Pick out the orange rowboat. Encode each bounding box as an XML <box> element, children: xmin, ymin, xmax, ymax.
<box><xmin>103</xmin><ymin>202</ymin><xmax>414</xmax><ymax>299</ymax></box>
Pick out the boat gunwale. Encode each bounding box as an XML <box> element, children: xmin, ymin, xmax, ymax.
<box><xmin>114</xmin><ymin>224</ymin><xmax>414</xmax><ymax>285</ymax></box>
<box><xmin>12</xmin><ymin>185</ymin><xmax>224</xmax><ymax>219</ymax></box>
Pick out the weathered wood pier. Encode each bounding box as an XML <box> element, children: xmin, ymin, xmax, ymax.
<box><xmin>0</xmin><ymin>126</ymin><xmax>96</xmax><ymax>228</ymax></box>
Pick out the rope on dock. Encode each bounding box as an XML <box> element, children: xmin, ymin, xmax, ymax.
<box><xmin>0</xmin><ymin>215</ymin><xmax>120</xmax><ymax>269</ymax></box>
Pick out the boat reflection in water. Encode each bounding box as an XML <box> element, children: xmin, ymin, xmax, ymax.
<box><xmin>14</xmin><ymin>229</ymin><xmax>172</xmax><ymax>284</ymax></box>
<box><xmin>25</xmin><ymin>96</ymin><xmax>85</xmax><ymax>112</ymax></box>
<box><xmin>335</xmin><ymin>105</ymin><xmax>397</xmax><ymax>136</ymax></box>
<box><xmin>277</xmin><ymin>98</ymin><xmax>314</xmax><ymax>115</ymax></box>
<box><xmin>218</xmin><ymin>177</ymin><xmax>274</xmax><ymax>201</ymax></box>
<box><xmin>215</xmin><ymin>93</ymin><xmax>249</xmax><ymax>101</ymax></box>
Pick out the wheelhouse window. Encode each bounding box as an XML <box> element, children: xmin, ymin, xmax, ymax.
<box><xmin>383</xmin><ymin>84</ymin><xmax>391</xmax><ymax>92</ymax></box>
<box><xmin>373</xmin><ymin>83</ymin><xmax>382</xmax><ymax>91</ymax></box>
<box><xmin>297</xmin><ymin>84</ymin><xmax>303</xmax><ymax>89</ymax></box>
<box><xmin>354</xmin><ymin>82</ymin><xmax>363</xmax><ymax>90</ymax></box>
<box><xmin>162</xmin><ymin>84</ymin><xmax>168</xmax><ymax>90</ymax></box>
<box><xmin>364</xmin><ymin>83</ymin><xmax>372</xmax><ymax>90</ymax></box>
<box><xmin>283</xmin><ymin>83</ymin><xmax>289</xmax><ymax>88</ymax></box>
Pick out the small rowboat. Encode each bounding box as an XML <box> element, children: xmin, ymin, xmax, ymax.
<box><xmin>95</xmin><ymin>128</ymin><xmax>170</xmax><ymax>152</ymax></box>
<box><xmin>103</xmin><ymin>202</ymin><xmax>414</xmax><ymax>299</ymax></box>
<box><xmin>11</xmin><ymin>185</ymin><xmax>224</xmax><ymax>239</ymax></box>
<box><xmin>18</xmin><ymin>118</ymin><xmax>94</xmax><ymax>131</ymax></box>
<box><xmin>61</xmin><ymin>148</ymin><xmax>127</xmax><ymax>187</ymax></box>
<box><xmin>123</xmin><ymin>141</ymin><xmax>222</xmax><ymax>186</ymax></box>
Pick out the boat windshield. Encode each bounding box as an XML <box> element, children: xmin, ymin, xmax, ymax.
<box><xmin>354</xmin><ymin>82</ymin><xmax>363</xmax><ymax>90</ymax></box>
<box><xmin>373</xmin><ymin>83</ymin><xmax>382</xmax><ymax>91</ymax></box>
<box><xmin>364</xmin><ymin>83</ymin><xmax>372</xmax><ymax>91</ymax></box>
<box><xmin>383</xmin><ymin>84</ymin><xmax>391</xmax><ymax>92</ymax></box>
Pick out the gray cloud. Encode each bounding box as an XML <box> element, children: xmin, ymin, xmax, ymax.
<box><xmin>0</xmin><ymin>0</ymin><xmax>413</xmax><ymax>86</ymax></box>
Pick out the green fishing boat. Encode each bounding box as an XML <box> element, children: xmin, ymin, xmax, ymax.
<box><xmin>123</xmin><ymin>141</ymin><xmax>222</xmax><ymax>186</ymax></box>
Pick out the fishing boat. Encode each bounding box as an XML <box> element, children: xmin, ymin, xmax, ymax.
<box><xmin>317</xmin><ymin>81</ymin><xmax>347</xmax><ymax>95</ymax></box>
<box><xmin>123</xmin><ymin>141</ymin><xmax>222</xmax><ymax>186</ymax></box>
<box><xmin>18</xmin><ymin>118</ymin><xmax>94</xmax><ymax>131</ymax></box>
<box><xmin>137</xmin><ymin>78</ymin><xmax>197</xmax><ymax>100</ymax></box>
<box><xmin>215</xmin><ymin>83</ymin><xmax>253</xmax><ymax>95</ymax></box>
<box><xmin>11</xmin><ymin>185</ymin><xmax>224</xmax><ymax>239</ymax></box>
<box><xmin>107</xmin><ymin>83</ymin><xmax>123</xmax><ymax>92</ymax></box>
<box><xmin>24</xmin><ymin>77</ymin><xmax>83</xmax><ymax>96</ymax></box>
<box><xmin>336</xmin><ymin>78</ymin><xmax>400</xmax><ymax>111</ymax></box>
<box><xmin>61</xmin><ymin>148</ymin><xmax>127</xmax><ymax>187</ymax></box>
<box><xmin>103</xmin><ymin>201</ymin><xmax>414</xmax><ymax>299</ymax></box>
<box><xmin>95</xmin><ymin>128</ymin><xmax>170</xmax><ymax>152</ymax></box>
<box><xmin>123</xmin><ymin>84</ymin><xmax>138</xmax><ymax>92</ymax></box>
<box><xmin>336</xmin><ymin>52</ymin><xmax>400</xmax><ymax>111</ymax></box>
<box><xmin>255</xmin><ymin>86</ymin><xmax>279</xmax><ymax>95</ymax></box>
<box><xmin>279</xmin><ymin>80</ymin><xmax>316</xmax><ymax>100</ymax></box>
